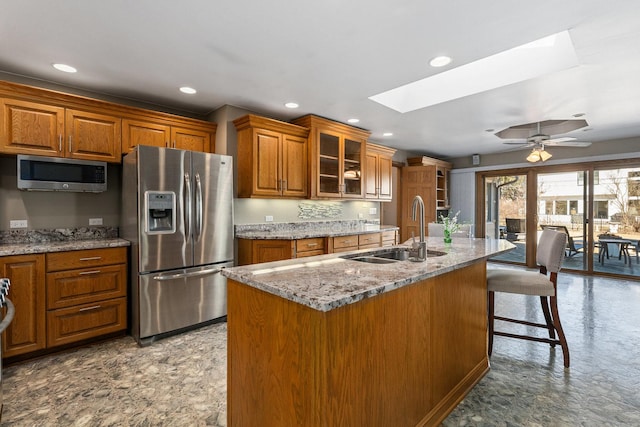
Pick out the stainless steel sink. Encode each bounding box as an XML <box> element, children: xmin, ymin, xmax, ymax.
<box><xmin>343</xmin><ymin>247</ymin><xmax>447</xmax><ymax>264</ymax></box>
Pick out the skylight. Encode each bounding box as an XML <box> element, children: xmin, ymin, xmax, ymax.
<box><xmin>369</xmin><ymin>30</ymin><xmax>578</xmax><ymax>113</ymax></box>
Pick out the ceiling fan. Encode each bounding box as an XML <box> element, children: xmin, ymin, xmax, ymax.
<box><xmin>495</xmin><ymin>119</ymin><xmax>592</xmax><ymax>162</ymax></box>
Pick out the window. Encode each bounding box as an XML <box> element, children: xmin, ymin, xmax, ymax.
<box><xmin>578</xmin><ymin>170</ymin><xmax>599</xmax><ymax>185</ymax></box>
<box><xmin>569</xmin><ymin>200</ymin><xmax>579</xmax><ymax>214</ymax></box>
<box><xmin>556</xmin><ymin>200</ymin><xmax>568</xmax><ymax>215</ymax></box>
<box><xmin>628</xmin><ymin>171</ymin><xmax>640</xmax><ymax>197</ymax></box>
<box><xmin>594</xmin><ymin>200</ymin><xmax>609</xmax><ymax>219</ymax></box>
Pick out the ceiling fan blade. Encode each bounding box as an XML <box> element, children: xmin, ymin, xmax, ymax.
<box><xmin>494</xmin><ymin>119</ymin><xmax>589</xmax><ymax>139</ymax></box>
<box><xmin>503</xmin><ymin>141</ymin><xmax>532</xmax><ymax>145</ymax></box>
<box><xmin>545</xmin><ymin>136</ymin><xmax>576</xmax><ymax>144</ymax></box>
<box><xmin>545</xmin><ymin>141</ymin><xmax>592</xmax><ymax>147</ymax></box>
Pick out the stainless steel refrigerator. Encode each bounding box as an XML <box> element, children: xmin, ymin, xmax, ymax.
<box><xmin>121</xmin><ymin>145</ymin><xmax>233</xmax><ymax>345</ymax></box>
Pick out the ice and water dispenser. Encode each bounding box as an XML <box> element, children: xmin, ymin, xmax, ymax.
<box><xmin>145</xmin><ymin>191</ymin><xmax>176</xmax><ymax>234</ymax></box>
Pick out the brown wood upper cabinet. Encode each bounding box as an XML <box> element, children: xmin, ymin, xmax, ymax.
<box><xmin>234</xmin><ymin>114</ymin><xmax>310</xmax><ymax>198</ymax></box>
<box><xmin>0</xmin><ymin>81</ymin><xmax>216</xmax><ymax>163</ymax></box>
<box><xmin>365</xmin><ymin>142</ymin><xmax>396</xmax><ymax>201</ymax></box>
<box><xmin>292</xmin><ymin>115</ymin><xmax>370</xmax><ymax>199</ymax></box>
<box><xmin>400</xmin><ymin>156</ymin><xmax>453</xmax><ymax>242</ymax></box>
<box><xmin>122</xmin><ymin>118</ymin><xmax>214</xmax><ymax>154</ymax></box>
<box><xmin>0</xmin><ymin>98</ymin><xmax>121</xmax><ymax>162</ymax></box>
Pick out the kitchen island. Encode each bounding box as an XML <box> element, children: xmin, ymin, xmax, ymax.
<box><xmin>222</xmin><ymin>237</ymin><xmax>514</xmax><ymax>427</ymax></box>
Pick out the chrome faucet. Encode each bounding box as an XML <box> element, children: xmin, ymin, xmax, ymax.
<box><xmin>409</xmin><ymin>195</ymin><xmax>427</xmax><ymax>261</ymax></box>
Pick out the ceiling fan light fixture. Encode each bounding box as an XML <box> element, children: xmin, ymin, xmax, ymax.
<box><xmin>526</xmin><ymin>149</ymin><xmax>541</xmax><ymax>163</ymax></box>
<box><xmin>539</xmin><ymin>149</ymin><xmax>553</xmax><ymax>161</ymax></box>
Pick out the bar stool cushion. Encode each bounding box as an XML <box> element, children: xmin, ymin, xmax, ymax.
<box><xmin>487</xmin><ymin>269</ymin><xmax>555</xmax><ymax>296</ymax></box>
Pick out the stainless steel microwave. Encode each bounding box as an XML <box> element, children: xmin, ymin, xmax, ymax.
<box><xmin>17</xmin><ymin>155</ymin><xmax>107</xmax><ymax>192</ymax></box>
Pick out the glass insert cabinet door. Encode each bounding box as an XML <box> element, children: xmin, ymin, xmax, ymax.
<box><xmin>317</xmin><ymin>131</ymin><xmax>363</xmax><ymax>198</ymax></box>
<box><xmin>319</xmin><ymin>132</ymin><xmax>340</xmax><ymax>195</ymax></box>
<box><xmin>342</xmin><ymin>138</ymin><xmax>362</xmax><ymax>196</ymax></box>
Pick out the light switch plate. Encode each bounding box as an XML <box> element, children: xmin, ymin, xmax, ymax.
<box><xmin>10</xmin><ymin>220</ymin><xmax>28</xmax><ymax>229</ymax></box>
<box><xmin>265</xmin><ymin>215</ymin><xmax>274</xmax><ymax>222</ymax></box>
<box><xmin>89</xmin><ymin>218</ymin><xmax>103</xmax><ymax>226</ymax></box>
<box><xmin>369</xmin><ymin>208</ymin><xmax>377</xmax><ymax>215</ymax></box>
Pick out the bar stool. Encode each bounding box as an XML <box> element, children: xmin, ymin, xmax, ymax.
<box><xmin>487</xmin><ymin>229</ymin><xmax>570</xmax><ymax>368</ymax></box>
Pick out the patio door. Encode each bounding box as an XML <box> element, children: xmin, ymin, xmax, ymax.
<box><xmin>537</xmin><ymin>171</ymin><xmax>589</xmax><ymax>272</ymax></box>
<box><xmin>484</xmin><ymin>174</ymin><xmax>528</xmax><ymax>264</ymax></box>
<box><xmin>592</xmin><ymin>166</ymin><xmax>640</xmax><ymax>276</ymax></box>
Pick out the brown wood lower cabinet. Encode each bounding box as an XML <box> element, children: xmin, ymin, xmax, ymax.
<box><xmin>45</xmin><ymin>247</ymin><xmax>127</xmax><ymax>348</ymax></box>
<box><xmin>295</xmin><ymin>237</ymin><xmax>326</xmax><ymax>258</ymax></box>
<box><xmin>227</xmin><ymin>261</ymin><xmax>489</xmax><ymax>426</ymax></box>
<box><xmin>237</xmin><ymin>238</ymin><xmax>328</xmax><ymax>265</ymax></box>
<box><xmin>0</xmin><ymin>254</ymin><xmax>46</xmax><ymax>358</ymax></box>
<box><xmin>46</xmin><ymin>298</ymin><xmax>126</xmax><ymax>347</ymax></box>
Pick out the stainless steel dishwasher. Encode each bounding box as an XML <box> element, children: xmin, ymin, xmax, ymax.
<box><xmin>0</xmin><ymin>278</ymin><xmax>15</xmax><ymax>422</ymax></box>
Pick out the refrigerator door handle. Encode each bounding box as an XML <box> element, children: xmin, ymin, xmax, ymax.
<box><xmin>152</xmin><ymin>267</ymin><xmax>222</xmax><ymax>281</ymax></box>
<box><xmin>195</xmin><ymin>173</ymin><xmax>203</xmax><ymax>241</ymax></box>
<box><xmin>184</xmin><ymin>173</ymin><xmax>192</xmax><ymax>241</ymax></box>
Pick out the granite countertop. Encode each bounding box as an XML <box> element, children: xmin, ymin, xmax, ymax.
<box><xmin>0</xmin><ymin>227</ymin><xmax>130</xmax><ymax>257</ymax></box>
<box><xmin>235</xmin><ymin>222</ymin><xmax>399</xmax><ymax>240</ymax></box>
<box><xmin>222</xmin><ymin>237</ymin><xmax>515</xmax><ymax>312</ymax></box>
<box><xmin>0</xmin><ymin>238</ymin><xmax>130</xmax><ymax>257</ymax></box>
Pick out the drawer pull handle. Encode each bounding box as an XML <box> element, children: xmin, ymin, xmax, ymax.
<box><xmin>306</xmin><ymin>243</ymin><xmax>318</xmax><ymax>247</ymax></box>
<box><xmin>79</xmin><ymin>256</ymin><xmax>102</xmax><ymax>261</ymax></box>
<box><xmin>79</xmin><ymin>270</ymin><xmax>101</xmax><ymax>276</ymax></box>
<box><xmin>79</xmin><ymin>305</ymin><xmax>101</xmax><ymax>312</ymax></box>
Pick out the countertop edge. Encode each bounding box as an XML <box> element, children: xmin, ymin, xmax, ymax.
<box><xmin>0</xmin><ymin>238</ymin><xmax>131</xmax><ymax>257</ymax></box>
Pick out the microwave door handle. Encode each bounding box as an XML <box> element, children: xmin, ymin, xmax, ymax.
<box><xmin>184</xmin><ymin>173</ymin><xmax>192</xmax><ymax>241</ymax></box>
<box><xmin>195</xmin><ymin>173</ymin><xmax>203</xmax><ymax>241</ymax></box>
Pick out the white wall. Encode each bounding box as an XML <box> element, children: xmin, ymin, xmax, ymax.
<box><xmin>449</xmin><ymin>169</ymin><xmax>476</xmax><ymax>224</ymax></box>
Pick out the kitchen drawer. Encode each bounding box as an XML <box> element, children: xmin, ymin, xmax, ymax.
<box><xmin>295</xmin><ymin>249</ymin><xmax>325</xmax><ymax>258</ymax></box>
<box><xmin>46</xmin><ymin>263</ymin><xmax>127</xmax><ymax>310</ymax></box>
<box><xmin>358</xmin><ymin>233</ymin><xmax>381</xmax><ymax>247</ymax></box>
<box><xmin>382</xmin><ymin>230</ymin><xmax>397</xmax><ymax>246</ymax></box>
<box><xmin>46</xmin><ymin>247</ymin><xmax>127</xmax><ymax>272</ymax></box>
<box><xmin>296</xmin><ymin>238</ymin><xmax>325</xmax><ymax>257</ymax></box>
<box><xmin>46</xmin><ymin>297</ymin><xmax>127</xmax><ymax>347</ymax></box>
<box><xmin>332</xmin><ymin>235</ymin><xmax>359</xmax><ymax>250</ymax></box>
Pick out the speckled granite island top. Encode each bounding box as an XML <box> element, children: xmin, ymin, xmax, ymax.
<box><xmin>222</xmin><ymin>237</ymin><xmax>514</xmax><ymax>312</ymax></box>
<box><xmin>0</xmin><ymin>227</ymin><xmax>130</xmax><ymax>256</ymax></box>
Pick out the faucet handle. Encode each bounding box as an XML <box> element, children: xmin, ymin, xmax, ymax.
<box><xmin>411</xmin><ymin>231</ymin><xmax>417</xmax><ymax>247</ymax></box>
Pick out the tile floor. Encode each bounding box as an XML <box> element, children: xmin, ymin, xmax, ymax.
<box><xmin>2</xmin><ymin>268</ymin><xmax>639</xmax><ymax>426</ymax></box>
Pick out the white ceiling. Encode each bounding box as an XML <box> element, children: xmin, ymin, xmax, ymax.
<box><xmin>2</xmin><ymin>0</ymin><xmax>640</xmax><ymax>159</ymax></box>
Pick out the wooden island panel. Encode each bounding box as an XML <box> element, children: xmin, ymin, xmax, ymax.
<box><xmin>227</xmin><ymin>261</ymin><xmax>488</xmax><ymax>427</ymax></box>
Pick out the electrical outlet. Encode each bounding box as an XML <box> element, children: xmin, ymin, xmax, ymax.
<box><xmin>369</xmin><ymin>207</ymin><xmax>377</xmax><ymax>215</ymax></box>
<box><xmin>10</xmin><ymin>220</ymin><xmax>28</xmax><ymax>229</ymax></box>
<box><xmin>89</xmin><ymin>218</ymin><xmax>103</xmax><ymax>226</ymax></box>
<box><xmin>358</xmin><ymin>213</ymin><xmax>364</xmax><ymax>219</ymax></box>
<box><xmin>265</xmin><ymin>215</ymin><xmax>274</xmax><ymax>222</ymax></box>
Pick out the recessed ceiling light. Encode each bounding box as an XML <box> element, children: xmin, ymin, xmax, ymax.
<box><xmin>52</xmin><ymin>63</ymin><xmax>77</xmax><ymax>73</ymax></box>
<box><xmin>179</xmin><ymin>87</ymin><xmax>197</xmax><ymax>94</ymax></box>
<box><xmin>347</xmin><ymin>118</ymin><xmax>360</xmax><ymax>124</ymax></box>
<box><xmin>573</xmin><ymin>112</ymin><xmax>586</xmax><ymax>117</ymax></box>
<box><xmin>429</xmin><ymin>56</ymin><xmax>452</xmax><ymax>67</ymax></box>
<box><xmin>383</xmin><ymin>132</ymin><xmax>393</xmax><ymax>137</ymax></box>
<box><xmin>370</xmin><ymin>30</ymin><xmax>578</xmax><ymax>113</ymax></box>
<box><xmin>284</xmin><ymin>102</ymin><xmax>299</xmax><ymax>109</ymax></box>
<box><xmin>485</xmin><ymin>128</ymin><xmax>495</xmax><ymax>132</ymax></box>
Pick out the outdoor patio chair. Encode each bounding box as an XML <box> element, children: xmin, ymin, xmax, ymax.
<box><xmin>487</xmin><ymin>229</ymin><xmax>570</xmax><ymax>368</ymax></box>
<box><xmin>505</xmin><ymin>218</ymin><xmax>526</xmax><ymax>241</ymax></box>
<box><xmin>540</xmin><ymin>224</ymin><xmax>583</xmax><ymax>257</ymax></box>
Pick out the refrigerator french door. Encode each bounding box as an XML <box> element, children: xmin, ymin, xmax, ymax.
<box><xmin>122</xmin><ymin>146</ymin><xmax>233</xmax><ymax>345</ymax></box>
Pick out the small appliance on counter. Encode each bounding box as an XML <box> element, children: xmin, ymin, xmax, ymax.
<box><xmin>0</xmin><ymin>278</ymin><xmax>15</xmax><ymax>422</ymax></box>
<box><xmin>121</xmin><ymin>146</ymin><xmax>234</xmax><ymax>345</ymax></box>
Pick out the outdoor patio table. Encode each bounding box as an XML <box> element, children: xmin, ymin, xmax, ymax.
<box><xmin>598</xmin><ymin>238</ymin><xmax>634</xmax><ymax>265</ymax></box>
